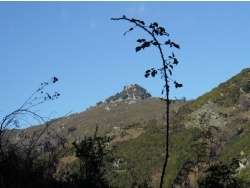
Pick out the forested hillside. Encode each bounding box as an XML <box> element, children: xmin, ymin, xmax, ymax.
<box><xmin>1</xmin><ymin>68</ymin><xmax>250</xmax><ymax>187</ymax></box>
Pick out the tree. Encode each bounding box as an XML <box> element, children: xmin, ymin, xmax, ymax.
<box><xmin>71</xmin><ymin>126</ymin><xmax>111</xmax><ymax>187</ymax></box>
<box><xmin>111</xmin><ymin>15</ymin><xmax>182</xmax><ymax>188</ymax></box>
<box><xmin>171</xmin><ymin>118</ymin><xmax>246</xmax><ymax>188</ymax></box>
<box><xmin>199</xmin><ymin>159</ymin><xmax>242</xmax><ymax>188</ymax></box>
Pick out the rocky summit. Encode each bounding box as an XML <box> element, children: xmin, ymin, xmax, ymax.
<box><xmin>105</xmin><ymin>84</ymin><xmax>152</xmax><ymax>103</ymax></box>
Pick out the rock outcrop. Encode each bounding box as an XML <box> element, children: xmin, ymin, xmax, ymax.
<box><xmin>105</xmin><ymin>84</ymin><xmax>151</xmax><ymax>103</ymax></box>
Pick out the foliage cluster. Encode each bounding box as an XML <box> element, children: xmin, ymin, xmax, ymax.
<box><xmin>199</xmin><ymin>160</ymin><xmax>243</xmax><ymax>188</ymax></box>
<box><xmin>71</xmin><ymin>126</ymin><xmax>110</xmax><ymax>187</ymax></box>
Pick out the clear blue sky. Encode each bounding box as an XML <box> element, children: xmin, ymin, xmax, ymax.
<box><xmin>1</xmin><ymin>2</ymin><xmax>250</xmax><ymax>127</ymax></box>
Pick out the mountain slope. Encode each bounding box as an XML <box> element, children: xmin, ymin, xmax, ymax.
<box><xmin>172</xmin><ymin>68</ymin><xmax>250</xmax><ymax>126</ymax></box>
<box><xmin>8</xmin><ymin>68</ymin><xmax>250</xmax><ymax>187</ymax></box>
<box><xmin>15</xmin><ymin>84</ymin><xmax>185</xmax><ymax>144</ymax></box>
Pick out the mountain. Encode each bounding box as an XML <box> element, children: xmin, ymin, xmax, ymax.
<box><xmin>7</xmin><ymin>68</ymin><xmax>250</xmax><ymax>187</ymax></box>
<box><xmin>173</xmin><ymin>68</ymin><xmax>250</xmax><ymax>128</ymax></box>
<box><xmin>104</xmin><ymin>83</ymin><xmax>152</xmax><ymax>103</ymax></box>
<box><xmin>13</xmin><ymin>84</ymin><xmax>185</xmax><ymax>145</ymax></box>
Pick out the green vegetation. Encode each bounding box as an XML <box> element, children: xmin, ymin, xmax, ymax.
<box><xmin>107</xmin><ymin>120</ymin><xmax>165</xmax><ymax>187</ymax></box>
<box><xmin>190</xmin><ymin>68</ymin><xmax>250</xmax><ymax>109</ymax></box>
<box><xmin>104</xmin><ymin>120</ymin><xmax>202</xmax><ymax>187</ymax></box>
<box><xmin>220</xmin><ymin>121</ymin><xmax>250</xmax><ymax>165</ymax></box>
<box><xmin>199</xmin><ymin>159</ymin><xmax>243</xmax><ymax>188</ymax></box>
<box><xmin>1</xmin><ymin>68</ymin><xmax>250</xmax><ymax>187</ymax></box>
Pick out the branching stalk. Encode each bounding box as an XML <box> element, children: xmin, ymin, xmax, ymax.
<box><xmin>112</xmin><ymin>16</ymin><xmax>182</xmax><ymax>187</ymax></box>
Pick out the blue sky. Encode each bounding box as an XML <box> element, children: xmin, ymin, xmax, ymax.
<box><xmin>0</xmin><ymin>2</ymin><xmax>250</xmax><ymax>127</ymax></box>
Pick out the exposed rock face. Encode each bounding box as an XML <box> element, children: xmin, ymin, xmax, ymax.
<box><xmin>185</xmin><ymin>101</ymin><xmax>228</xmax><ymax>128</ymax></box>
<box><xmin>105</xmin><ymin>84</ymin><xmax>151</xmax><ymax>103</ymax></box>
<box><xmin>238</xmin><ymin>93</ymin><xmax>250</xmax><ymax>111</ymax></box>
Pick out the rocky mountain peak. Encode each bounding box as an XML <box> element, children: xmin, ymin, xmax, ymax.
<box><xmin>105</xmin><ymin>84</ymin><xmax>151</xmax><ymax>103</ymax></box>
<box><xmin>124</xmin><ymin>84</ymin><xmax>137</xmax><ymax>90</ymax></box>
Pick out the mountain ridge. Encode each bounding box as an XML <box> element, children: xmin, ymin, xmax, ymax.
<box><xmin>12</xmin><ymin>68</ymin><xmax>250</xmax><ymax>142</ymax></box>
<box><xmin>6</xmin><ymin>67</ymin><xmax>250</xmax><ymax>187</ymax></box>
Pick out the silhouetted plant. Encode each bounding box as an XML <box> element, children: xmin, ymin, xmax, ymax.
<box><xmin>112</xmin><ymin>15</ymin><xmax>182</xmax><ymax>187</ymax></box>
<box><xmin>199</xmin><ymin>159</ymin><xmax>243</xmax><ymax>188</ymax></box>
<box><xmin>71</xmin><ymin>126</ymin><xmax>111</xmax><ymax>187</ymax></box>
<box><xmin>0</xmin><ymin>77</ymin><xmax>67</xmax><ymax>188</ymax></box>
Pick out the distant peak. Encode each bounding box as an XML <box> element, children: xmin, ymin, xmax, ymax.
<box><xmin>105</xmin><ymin>84</ymin><xmax>151</xmax><ymax>103</ymax></box>
<box><xmin>124</xmin><ymin>84</ymin><xmax>137</xmax><ymax>90</ymax></box>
